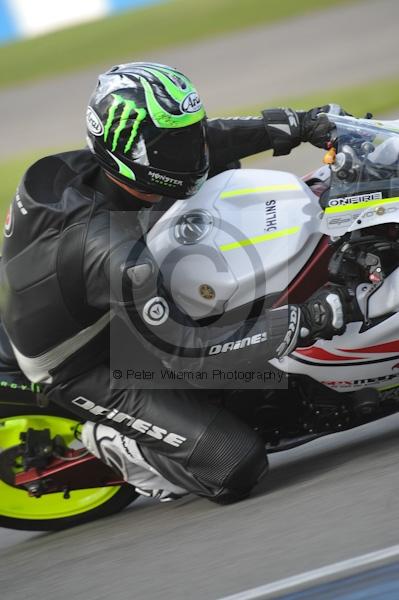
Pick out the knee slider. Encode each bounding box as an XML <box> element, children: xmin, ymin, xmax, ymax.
<box><xmin>187</xmin><ymin>409</ymin><xmax>268</xmax><ymax>502</ymax></box>
<box><xmin>222</xmin><ymin>433</ymin><xmax>268</xmax><ymax>493</ymax></box>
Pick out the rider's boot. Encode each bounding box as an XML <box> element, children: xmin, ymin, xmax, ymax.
<box><xmin>81</xmin><ymin>422</ymin><xmax>188</xmax><ymax>502</ymax></box>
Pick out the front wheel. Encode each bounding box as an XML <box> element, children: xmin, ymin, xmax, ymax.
<box><xmin>0</xmin><ymin>402</ymin><xmax>138</xmax><ymax>531</ymax></box>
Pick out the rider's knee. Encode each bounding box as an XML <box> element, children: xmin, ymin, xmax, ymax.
<box><xmin>215</xmin><ymin>435</ymin><xmax>268</xmax><ymax>504</ymax></box>
<box><xmin>187</xmin><ymin>409</ymin><xmax>268</xmax><ymax>504</ymax></box>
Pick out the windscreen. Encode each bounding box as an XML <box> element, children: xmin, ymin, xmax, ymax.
<box><xmin>324</xmin><ymin>115</ymin><xmax>399</xmax><ymax>208</ymax></box>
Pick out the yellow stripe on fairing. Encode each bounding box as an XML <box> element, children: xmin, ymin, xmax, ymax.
<box><xmin>220</xmin><ymin>226</ymin><xmax>300</xmax><ymax>252</ymax></box>
<box><xmin>325</xmin><ymin>196</ymin><xmax>399</xmax><ymax>214</ymax></box>
<box><xmin>220</xmin><ymin>184</ymin><xmax>301</xmax><ymax>198</ymax></box>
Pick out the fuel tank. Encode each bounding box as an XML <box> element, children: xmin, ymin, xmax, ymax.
<box><xmin>147</xmin><ymin>169</ymin><xmax>322</xmax><ymax>319</ymax></box>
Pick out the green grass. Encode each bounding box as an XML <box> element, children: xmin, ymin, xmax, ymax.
<box><xmin>0</xmin><ymin>0</ymin><xmax>359</xmax><ymax>89</ymax></box>
<box><xmin>231</xmin><ymin>77</ymin><xmax>399</xmax><ymax>121</ymax></box>
<box><xmin>1</xmin><ymin>73</ymin><xmax>398</xmax><ymax>222</ymax></box>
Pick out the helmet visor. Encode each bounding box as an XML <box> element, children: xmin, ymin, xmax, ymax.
<box><xmin>142</xmin><ymin>120</ymin><xmax>209</xmax><ymax>174</ymax></box>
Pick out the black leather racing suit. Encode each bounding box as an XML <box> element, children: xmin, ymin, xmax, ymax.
<box><xmin>0</xmin><ymin>116</ymin><xmax>301</xmax><ymax>503</ymax></box>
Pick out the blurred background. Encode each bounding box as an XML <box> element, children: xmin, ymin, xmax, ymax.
<box><xmin>1</xmin><ymin>2</ymin><xmax>399</xmax><ymax>598</ymax></box>
<box><xmin>0</xmin><ymin>0</ymin><xmax>399</xmax><ymax>220</ymax></box>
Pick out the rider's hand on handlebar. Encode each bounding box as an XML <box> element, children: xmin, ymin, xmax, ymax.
<box><xmin>273</xmin><ymin>284</ymin><xmax>361</xmax><ymax>359</ymax></box>
<box><xmin>262</xmin><ymin>105</ymin><xmax>351</xmax><ymax>156</ymax></box>
<box><xmin>298</xmin><ymin>104</ymin><xmax>351</xmax><ymax>149</ymax></box>
<box><xmin>298</xmin><ymin>284</ymin><xmax>358</xmax><ymax>346</ymax></box>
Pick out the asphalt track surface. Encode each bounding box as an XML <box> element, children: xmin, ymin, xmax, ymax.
<box><xmin>2</xmin><ymin>2</ymin><xmax>399</xmax><ymax>598</ymax></box>
<box><xmin>1</xmin><ymin>415</ymin><xmax>399</xmax><ymax>599</ymax></box>
<box><xmin>1</xmin><ymin>0</ymin><xmax>399</xmax><ymax>160</ymax></box>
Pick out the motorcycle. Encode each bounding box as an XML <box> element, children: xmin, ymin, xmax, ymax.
<box><xmin>2</xmin><ymin>114</ymin><xmax>399</xmax><ymax>531</ymax></box>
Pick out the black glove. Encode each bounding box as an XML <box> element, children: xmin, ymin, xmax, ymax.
<box><xmin>262</xmin><ymin>104</ymin><xmax>350</xmax><ymax>156</ymax></box>
<box><xmin>271</xmin><ymin>284</ymin><xmax>359</xmax><ymax>359</ymax></box>
<box><xmin>298</xmin><ymin>284</ymin><xmax>355</xmax><ymax>346</ymax></box>
<box><xmin>297</xmin><ymin>107</ymin><xmax>334</xmax><ymax>149</ymax></box>
<box><xmin>298</xmin><ymin>104</ymin><xmax>354</xmax><ymax>148</ymax></box>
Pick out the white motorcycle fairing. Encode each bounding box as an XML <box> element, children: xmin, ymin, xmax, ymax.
<box><xmin>274</xmin><ymin>317</ymin><xmax>399</xmax><ymax>393</ymax></box>
<box><xmin>148</xmin><ymin>117</ymin><xmax>399</xmax><ymax>395</ymax></box>
<box><xmin>281</xmin><ymin>176</ymin><xmax>399</xmax><ymax>392</ymax></box>
<box><xmin>147</xmin><ymin>169</ymin><xmax>322</xmax><ymax>320</ymax></box>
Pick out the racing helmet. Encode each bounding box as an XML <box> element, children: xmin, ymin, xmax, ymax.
<box><xmin>86</xmin><ymin>62</ymin><xmax>209</xmax><ymax>199</ymax></box>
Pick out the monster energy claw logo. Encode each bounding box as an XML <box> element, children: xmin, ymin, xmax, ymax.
<box><xmin>104</xmin><ymin>94</ymin><xmax>147</xmax><ymax>154</ymax></box>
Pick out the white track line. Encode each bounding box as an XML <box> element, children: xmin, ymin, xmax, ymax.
<box><xmin>218</xmin><ymin>543</ymin><xmax>399</xmax><ymax>600</ymax></box>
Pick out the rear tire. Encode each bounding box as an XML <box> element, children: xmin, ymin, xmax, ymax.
<box><xmin>0</xmin><ymin>393</ymin><xmax>138</xmax><ymax>531</ymax></box>
<box><xmin>0</xmin><ymin>485</ymin><xmax>138</xmax><ymax>531</ymax></box>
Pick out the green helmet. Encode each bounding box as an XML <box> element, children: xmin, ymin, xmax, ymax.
<box><xmin>86</xmin><ymin>62</ymin><xmax>209</xmax><ymax>199</ymax></box>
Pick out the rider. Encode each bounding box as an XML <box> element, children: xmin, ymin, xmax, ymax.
<box><xmin>0</xmin><ymin>62</ymin><xmax>354</xmax><ymax>503</ymax></box>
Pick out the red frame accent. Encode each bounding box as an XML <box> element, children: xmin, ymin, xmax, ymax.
<box><xmin>273</xmin><ymin>236</ymin><xmax>334</xmax><ymax>307</ymax></box>
<box><xmin>15</xmin><ymin>450</ymin><xmax>124</xmax><ymax>494</ymax></box>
